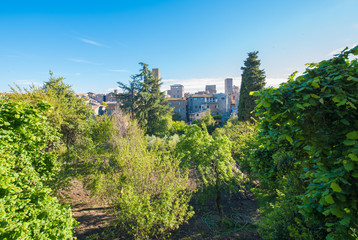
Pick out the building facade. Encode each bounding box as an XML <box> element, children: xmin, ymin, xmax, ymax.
<box><xmin>169</xmin><ymin>84</ymin><xmax>184</xmax><ymax>98</ymax></box>
<box><xmin>225</xmin><ymin>78</ymin><xmax>233</xmax><ymax>95</ymax></box>
<box><xmin>168</xmin><ymin>98</ymin><xmax>187</xmax><ymax>121</ymax></box>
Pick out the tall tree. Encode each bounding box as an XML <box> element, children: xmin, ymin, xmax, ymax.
<box><xmin>117</xmin><ymin>62</ymin><xmax>172</xmax><ymax>136</ymax></box>
<box><xmin>238</xmin><ymin>51</ymin><xmax>266</xmax><ymax>121</ymax></box>
<box><xmin>175</xmin><ymin>125</ymin><xmax>239</xmax><ymax>224</ymax></box>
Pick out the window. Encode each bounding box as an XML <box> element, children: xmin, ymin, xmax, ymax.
<box><xmin>169</xmin><ymin>101</ymin><xmax>172</xmax><ymax>105</ymax></box>
<box><xmin>177</xmin><ymin>90</ymin><xmax>179</xmax><ymax>93</ymax></box>
<box><xmin>179</xmin><ymin>108</ymin><xmax>181</xmax><ymax>112</ymax></box>
<box><xmin>177</xmin><ymin>95</ymin><xmax>179</xmax><ymax>98</ymax></box>
<box><xmin>194</xmin><ymin>98</ymin><xmax>197</xmax><ymax>100</ymax></box>
<box><xmin>179</xmin><ymin>102</ymin><xmax>181</xmax><ymax>106</ymax></box>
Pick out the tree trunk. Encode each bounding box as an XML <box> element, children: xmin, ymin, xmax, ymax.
<box><xmin>216</xmin><ymin>189</ymin><xmax>224</xmax><ymax>226</ymax></box>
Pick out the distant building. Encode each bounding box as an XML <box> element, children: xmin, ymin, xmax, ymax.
<box><xmin>215</xmin><ymin>93</ymin><xmax>230</xmax><ymax>116</ymax></box>
<box><xmin>169</xmin><ymin>84</ymin><xmax>184</xmax><ymax>98</ymax></box>
<box><xmin>168</xmin><ymin>98</ymin><xmax>187</xmax><ymax>121</ymax></box>
<box><xmin>205</xmin><ymin>85</ymin><xmax>217</xmax><ymax>94</ymax></box>
<box><xmin>225</xmin><ymin>78</ymin><xmax>233</xmax><ymax>95</ymax></box>
<box><xmin>188</xmin><ymin>93</ymin><xmax>218</xmax><ymax>116</ymax></box>
<box><xmin>188</xmin><ymin>110</ymin><xmax>209</xmax><ymax>123</ymax></box>
<box><xmin>152</xmin><ymin>68</ymin><xmax>161</xmax><ymax>80</ymax></box>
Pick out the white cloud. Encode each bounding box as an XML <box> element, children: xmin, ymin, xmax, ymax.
<box><xmin>78</xmin><ymin>38</ymin><xmax>106</xmax><ymax>47</ymax></box>
<box><xmin>68</xmin><ymin>58</ymin><xmax>100</xmax><ymax>65</ymax></box>
<box><xmin>108</xmin><ymin>69</ymin><xmax>128</xmax><ymax>73</ymax></box>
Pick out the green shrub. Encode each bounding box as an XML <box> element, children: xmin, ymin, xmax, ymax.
<box><xmin>0</xmin><ymin>100</ymin><xmax>76</xmax><ymax>239</ymax></box>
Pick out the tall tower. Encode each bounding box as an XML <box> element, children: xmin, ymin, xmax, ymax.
<box><xmin>152</xmin><ymin>68</ymin><xmax>161</xmax><ymax>80</ymax></box>
<box><xmin>225</xmin><ymin>78</ymin><xmax>233</xmax><ymax>95</ymax></box>
<box><xmin>170</xmin><ymin>84</ymin><xmax>184</xmax><ymax>98</ymax></box>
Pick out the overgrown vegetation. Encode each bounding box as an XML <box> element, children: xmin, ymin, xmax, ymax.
<box><xmin>2</xmin><ymin>46</ymin><xmax>357</xmax><ymax>240</ymax></box>
<box><xmin>0</xmin><ymin>100</ymin><xmax>76</xmax><ymax>239</ymax></box>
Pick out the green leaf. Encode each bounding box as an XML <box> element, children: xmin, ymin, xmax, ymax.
<box><xmin>337</xmin><ymin>98</ymin><xmax>347</xmax><ymax>106</ymax></box>
<box><xmin>340</xmin><ymin>119</ymin><xmax>350</xmax><ymax>126</ymax></box>
<box><xmin>330</xmin><ymin>182</ymin><xmax>342</xmax><ymax>192</ymax></box>
<box><xmin>352</xmin><ymin>172</ymin><xmax>358</xmax><ymax>178</ymax></box>
<box><xmin>331</xmin><ymin>207</ymin><xmax>344</xmax><ymax>218</ymax></box>
<box><xmin>343</xmin><ymin>140</ymin><xmax>356</xmax><ymax>146</ymax></box>
<box><xmin>346</xmin><ymin>131</ymin><xmax>358</xmax><ymax>140</ymax></box>
<box><xmin>339</xmin><ymin>217</ymin><xmax>350</xmax><ymax>226</ymax></box>
<box><xmin>249</xmin><ymin>91</ymin><xmax>260</xmax><ymax>96</ymax></box>
<box><xmin>343</xmin><ymin>161</ymin><xmax>354</xmax><ymax>171</ymax></box>
<box><xmin>348</xmin><ymin>153</ymin><xmax>358</xmax><ymax>161</ymax></box>
<box><xmin>351</xmin><ymin>45</ymin><xmax>358</xmax><ymax>55</ymax></box>
<box><xmin>312</xmin><ymin>81</ymin><xmax>320</xmax><ymax>88</ymax></box>
<box><xmin>285</xmin><ymin>135</ymin><xmax>293</xmax><ymax>144</ymax></box>
<box><xmin>325</xmin><ymin>195</ymin><xmax>335</xmax><ymax>204</ymax></box>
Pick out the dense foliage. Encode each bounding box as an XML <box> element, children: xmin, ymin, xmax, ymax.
<box><xmin>238</xmin><ymin>51</ymin><xmax>266</xmax><ymax>121</ymax></box>
<box><xmin>85</xmin><ymin>111</ymin><xmax>194</xmax><ymax>239</ymax></box>
<box><xmin>250</xmin><ymin>46</ymin><xmax>358</xmax><ymax>239</ymax></box>
<box><xmin>117</xmin><ymin>62</ymin><xmax>172</xmax><ymax>136</ymax></box>
<box><xmin>175</xmin><ymin>125</ymin><xmax>239</xmax><ymax>223</ymax></box>
<box><xmin>0</xmin><ymin>100</ymin><xmax>76</xmax><ymax>239</ymax></box>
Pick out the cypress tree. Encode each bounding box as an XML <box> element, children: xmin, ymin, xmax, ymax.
<box><xmin>238</xmin><ymin>51</ymin><xmax>266</xmax><ymax>121</ymax></box>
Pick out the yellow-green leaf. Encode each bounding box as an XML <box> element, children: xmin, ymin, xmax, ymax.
<box><xmin>325</xmin><ymin>195</ymin><xmax>335</xmax><ymax>204</ymax></box>
<box><xmin>331</xmin><ymin>182</ymin><xmax>342</xmax><ymax>192</ymax></box>
<box><xmin>347</xmin><ymin>131</ymin><xmax>358</xmax><ymax>140</ymax></box>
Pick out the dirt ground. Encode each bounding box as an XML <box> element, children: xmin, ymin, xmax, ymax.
<box><xmin>65</xmin><ymin>179</ymin><xmax>262</xmax><ymax>240</ymax></box>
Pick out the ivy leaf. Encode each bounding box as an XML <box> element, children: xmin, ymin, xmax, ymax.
<box><xmin>325</xmin><ymin>194</ymin><xmax>335</xmax><ymax>204</ymax></box>
<box><xmin>348</xmin><ymin>153</ymin><xmax>358</xmax><ymax>161</ymax></box>
<box><xmin>285</xmin><ymin>135</ymin><xmax>293</xmax><ymax>144</ymax></box>
<box><xmin>346</xmin><ymin>131</ymin><xmax>358</xmax><ymax>140</ymax></box>
<box><xmin>343</xmin><ymin>140</ymin><xmax>356</xmax><ymax>146</ymax></box>
<box><xmin>330</xmin><ymin>182</ymin><xmax>342</xmax><ymax>192</ymax></box>
<box><xmin>312</xmin><ymin>82</ymin><xmax>320</xmax><ymax>88</ymax></box>
<box><xmin>343</xmin><ymin>161</ymin><xmax>354</xmax><ymax>171</ymax></box>
<box><xmin>351</xmin><ymin>45</ymin><xmax>358</xmax><ymax>55</ymax></box>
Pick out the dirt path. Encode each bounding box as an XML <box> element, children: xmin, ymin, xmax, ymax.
<box><xmin>65</xmin><ymin>179</ymin><xmax>113</xmax><ymax>240</ymax></box>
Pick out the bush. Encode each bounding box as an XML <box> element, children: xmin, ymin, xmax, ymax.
<box><xmin>0</xmin><ymin>100</ymin><xmax>76</xmax><ymax>239</ymax></box>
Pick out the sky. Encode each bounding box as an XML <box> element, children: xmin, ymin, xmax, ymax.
<box><xmin>1</xmin><ymin>0</ymin><xmax>357</xmax><ymax>94</ymax></box>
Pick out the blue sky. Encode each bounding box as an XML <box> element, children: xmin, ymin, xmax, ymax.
<box><xmin>1</xmin><ymin>0</ymin><xmax>357</xmax><ymax>93</ymax></box>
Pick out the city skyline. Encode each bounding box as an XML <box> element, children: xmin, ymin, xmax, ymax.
<box><xmin>1</xmin><ymin>0</ymin><xmax>357</xmax><ymax>94</ymax></box>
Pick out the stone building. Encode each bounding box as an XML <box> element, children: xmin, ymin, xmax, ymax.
<box><xmin>169</xmin><ymin>84</ymin><xmax>184</xmax><ymax>98</ymax></box>
<box><xmin>168</xmin><ymin>98</ymin><xmax>187</xmax><ymax>121</ymax></box>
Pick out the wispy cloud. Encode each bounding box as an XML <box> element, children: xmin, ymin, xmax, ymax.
<box><xmin>108</xmin><ymin>69</ymin><xmax>128</xmax><ymax>73</ymax></box>
<box><xmin>68</xmin><ymin>58</ymin><xmax>101</xmax><ymax>65</ymax></box>
<box><xmin>78</xmin><ymin>38</ymin><xmax>107</xmax><ymax>47</ymax></box>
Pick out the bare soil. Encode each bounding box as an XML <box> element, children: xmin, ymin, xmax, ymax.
<box><xmin>65</xmin><ymin>179</ymin><xmax>262</xmax><ymax>240</ymax></box>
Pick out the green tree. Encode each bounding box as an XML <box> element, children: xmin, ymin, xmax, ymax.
<box><xmin>117</xmin><ymin>62</ymin><xmax>172</xmax><ymax>136</ymax></box>
<box><xmin>9</xmin><ymin>72</ymin><xmax>93</xmax><ymax>151</ymax></box>
<box><xmin>237</xmin><ymin>51</ymin><xmax>265</xmax><ymax>121</ymax></box>
<box><xmin>193</xmin><ymin>109</ymin><xmax>218</xmax><ymax>134</ymax></box>
<box><xmin>0</xmin><ymin>100</ymin><xmax>76</xmax><ymax>239</ymax></box>
<box><xmin>176</xmin><ymin>125</ymin><xmax>239</xmax><ymax>224</ymax></box>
